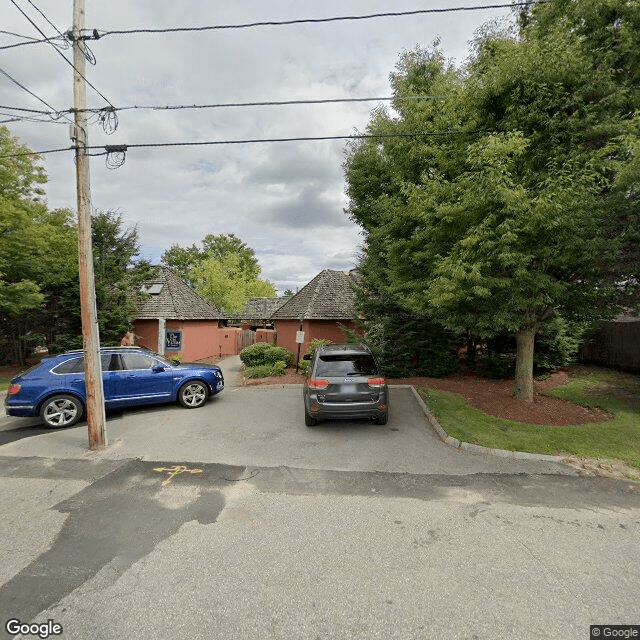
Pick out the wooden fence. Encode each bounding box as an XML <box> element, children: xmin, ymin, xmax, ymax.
<box><xmin>579</xmin><ymin>320</ymin><xmax>640</xmax><ymax>372</ymax></box>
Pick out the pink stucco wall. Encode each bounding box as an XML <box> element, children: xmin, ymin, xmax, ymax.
<box><xmin>274</xmin><ymin>319</ymin><xmax>359</xmax><ymax>362</ymax></box>
<box><xmin>133</xmin><ymin>319</ymin><xmax>236</xmax><ymax>361</ymax></box>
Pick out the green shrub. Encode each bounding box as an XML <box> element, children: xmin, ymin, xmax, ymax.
<box><xmin>306</xmin><ymin>338</ymin><xmax>332</xmax><ymax>355</ymax></box>
<box><xmin>244</xmin><ymin>364</ymin><xmax>274</xmax><ymax>378</ymax></box>
<box><xmin>272</xmin><ymin>360</ymin><xmax>287</xmax><ymax>375</ymax></box>
<box><xmin>239</xmin><ymin>342</ymin><xmax>275</xmax><ymax>366</ymax></box>
<box><xmin>262</xmin><ymin>346</ymin><xmax>294</xmax><ymax>366</ymax></box>
<box><xmin>299</xmin><ymin>359</ymin><xmax>310</xmax><ymax>375</ymax></box>
<box><xmin>244</xmin><ymin>360</ymin><xmax>287</xmax><ymax>378</ymax></box>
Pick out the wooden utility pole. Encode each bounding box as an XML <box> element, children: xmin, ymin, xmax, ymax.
<box><xmin>72</xmin><ymin>0</ymin><xmax>107</xmax><ymax>448</ymax></box>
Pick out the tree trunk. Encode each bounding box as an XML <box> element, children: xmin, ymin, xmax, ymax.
<box><xmin>513</xmin><ymin>325</ymin><xmax>538</xmax><ymax>402</ymax></box>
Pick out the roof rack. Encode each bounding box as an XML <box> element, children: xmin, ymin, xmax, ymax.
<box><xmin>64</xmin><ymin>345</ymin><xmax>152</xmax><ymax>354</ymax></box>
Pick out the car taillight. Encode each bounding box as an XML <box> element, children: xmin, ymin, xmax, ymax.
<box><xmin>8</xmin><ymin>384</ymin><xmax>21</xmax><ymax>395</ymax></box>
<box><xmin>308</xmin><ymin>378</ymin><xmax>330</xmax><ymax>389</ymax></box>
<box><xmin>367</xmin><ymin>377</ymin><xmax>386</xmax><ymax>388</ymax></box>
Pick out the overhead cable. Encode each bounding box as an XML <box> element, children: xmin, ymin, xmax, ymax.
<box><xmin>0</xmin><ymin>95</ymin><xmax>445</xmax><ymax>121</ymax></box>
<box><xmin>9</xmin><ymin>0</ymin><xmax>117</xmax><ymax>129</ymax></box>
<box><xmin>0</xmin><ymin>66</ymin><xmax>73</xmax><ymax>125</ymax></box>
<box><xmin>0</xmin><ymin>129</ymin><xmax>485</xmax><ymax>161</ymax></box>
<box><xmin>0</xmin><ymin>2</ymin><xmax>542</xmax><ymax>49</ymax></box>
<box><xmin>90</xmin><ymin>2</ymin><xmax>540</xmax><ymax>37</ymax></box>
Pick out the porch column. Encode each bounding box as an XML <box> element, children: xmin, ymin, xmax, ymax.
<box><xmin>158</xmin><ymin>318</ymin><xmax>166</xmax><ymax>355</ymax></box>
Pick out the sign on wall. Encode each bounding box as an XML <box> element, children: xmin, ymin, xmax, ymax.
<box><xmin>165</xmin><ymin>330</ymin><xmax>183</xmax><ymax>351</ymax></box>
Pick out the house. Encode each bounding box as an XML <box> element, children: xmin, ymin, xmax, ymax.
<box><xmin>133</xmin><ymin>267</ymin><xmax>235</xmax><ymax>361</ymax></box>
<box><xmin>270</xmin><ymin>269</ymin><xmax>361</xmax><ymax>359</ymax></box>
<box><xmin>241</xmin><ymin>297</ymin><xmax>287</xmax><ymax>329</ymax></box>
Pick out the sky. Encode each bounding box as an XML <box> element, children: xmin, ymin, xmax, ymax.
<box><xmin>1</xmin><ymin>1</ymin><xmax>518</xmax><ymax>295</ymax></box>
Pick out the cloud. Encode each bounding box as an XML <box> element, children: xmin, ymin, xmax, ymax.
<box><xmin>1</xmin><ymin>0</ymin><xmax>518</xmax><ymax>293</ymax></box>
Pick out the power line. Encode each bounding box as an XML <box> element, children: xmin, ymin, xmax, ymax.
<box><xmin>0</xmin><ymin>2</ymin><xmax>542</xmax><ymax>49</ymax></box>
<box><xmin>92</xmin><ymin>2</ymin><xmax>538</xmax><ymax>37</ymax></box>
<box><xmin>0</xmin><ymin>94</ymin><xmax>445</xmax><ymax>121</ymax></box>
<box><xmin>9</xmin><ymin>0</ymin><xmax>116</xmax><ymax>115</ymax></box>
<box><xmin>92</xmin><ymin>95</ymin><xmax>445</xmax><ymax>113</ymax></box>
<box><xmin>0</xmin><ymin>129</ymin><xmax>485</xmax><ymax>160</ymax></box>
<box><xmin>24</xmin><ymin>0</ymin><xmax>70</xmax><ymax>49</ymax></box>
<box><xmin>0</xmin><ymin>66</ymin><xmax>72</xmax><ymax>124</ymax></box>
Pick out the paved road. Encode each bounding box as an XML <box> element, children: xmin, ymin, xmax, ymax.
<box><xmin>1</xmin><ymin>360</ymin><xmax>638</xmax><ymax>640</ymax></box>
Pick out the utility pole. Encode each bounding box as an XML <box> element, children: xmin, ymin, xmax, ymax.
<box><xmin>72</xmin><ymin>0</ymin><xmax>107</xmax><ymax>448</ymax></box>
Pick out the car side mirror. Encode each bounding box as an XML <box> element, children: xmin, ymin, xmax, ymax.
<box><xmin>152</xmin><ymin>364</ymin><xmax>165</xmax><ymax>373</ymax></box>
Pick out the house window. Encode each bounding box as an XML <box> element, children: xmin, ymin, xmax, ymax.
<box><xmin>141</xmin><ymin>283</ymin><xmax>163</xmax><ymax>295</ymax></box>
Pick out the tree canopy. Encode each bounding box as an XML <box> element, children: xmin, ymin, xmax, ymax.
<box><xmin>345</xmin><ymin>0</ymin><xmax>639</xmax><ymax>400</ymax></box>
<box><xmin>162</xmin><ymin>233</ymin><xmax>275</xmax><ymax>313</ymax></box>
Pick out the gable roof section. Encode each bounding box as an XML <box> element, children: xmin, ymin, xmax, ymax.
<box><xmin>135</xmin><ymin>266</ymin><xmax>225</xmax><ymax>320</ymax></box>
<box><xmin>242</xmin><ymin>297</ymin><xmax>287</xmax><ymax>320</ymax></box>
<box><xmin>271</xmin><ymin>269</ymin><xmax>357</xmax><ymax>320</ymax></box>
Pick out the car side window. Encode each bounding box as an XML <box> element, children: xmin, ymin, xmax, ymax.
<box><xmin>52</xmin><ymin>357</ymin><xmax>84</xmax><ymax>374</ymax></box>
<box><xmin>121</xmin><ymin>353</ymin><xmax>157</xmax><ymax>370</ymax></box>
<box><xmin>102</xmin><ymin>354</ymin><xmax>122</xmax><ymax>371</ymax></box>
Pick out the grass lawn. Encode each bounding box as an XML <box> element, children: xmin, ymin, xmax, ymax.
<box><xmin>417</xmin><ymin>367</ymin><xmax>640</xmax><ymax>475</ymax></box>
<box><xmin>0</xmin><ymin>367</ymin><xmax>21</xmax><ymax>393</ymax></box>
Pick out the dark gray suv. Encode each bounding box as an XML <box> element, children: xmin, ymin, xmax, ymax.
<box><xmin>302</xmin><ymin>343</ymin><xmax>389</xmax><ymax>426</ymax></box>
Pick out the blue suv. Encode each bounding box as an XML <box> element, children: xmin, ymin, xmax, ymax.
<box><xmin>4</xmin><ymin>346</ymin><xmax>224</xmax><ymax>428</ymax></box>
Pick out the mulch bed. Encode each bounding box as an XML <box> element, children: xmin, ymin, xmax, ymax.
<box><xmin>242</xmin><ymin>368</ymin><xmax>611</xmax><ymax>426</ymax></box>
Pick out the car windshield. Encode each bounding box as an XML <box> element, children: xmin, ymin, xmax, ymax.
<box><xmin>154</xmin><ymin>354</ymin><xmax>177</xmax><ymax>368</ymax></box>
<box><xmin>316</xmin><ymin>354</ymin><xmax>378</xmax><ymax>377</ymax></box>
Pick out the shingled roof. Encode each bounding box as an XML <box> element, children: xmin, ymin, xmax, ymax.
<box><xmin>271</xmin><ymin>269</ymin><xmax>357</xmax><ymax>320</ymax></box>
<box><xmin>135</xmin><ymin>266</ymin><xmax>225</xmax><ymax>320</ymax></box>
<box><xmin>242</xmin><ymin>297</ymin><xmax>287</xmax><ymax>320</ymax></box>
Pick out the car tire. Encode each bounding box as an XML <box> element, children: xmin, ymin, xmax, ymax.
<box><xmin>40</xmin><ymin>394</ymin><xmax>83</xmax><ymax>428</ymax></box>
<box><xmin>305</xmin><ymin>411</ymin><xmax>317</xmax><ymax>427</ymax></box>
<box><xmin>375</xmin><ymin>411</ymin><xmax>388</xmax><ymax>425</ymax></box>
<box><xmin>178</xmin><ymin>381</ymin><xmax>209</xmax><ymax>408</ymax></box>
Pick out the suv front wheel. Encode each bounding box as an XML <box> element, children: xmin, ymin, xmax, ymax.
<box><xmin>178</xmin><ymin>381</ymin><xmax>209</xmax><ymax>408</ymax></box>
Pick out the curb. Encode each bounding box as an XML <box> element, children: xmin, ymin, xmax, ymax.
<box><xmin>405</xmin><ymin>385</ymin><xmax>566</xmax><ymax>464</ymax></box>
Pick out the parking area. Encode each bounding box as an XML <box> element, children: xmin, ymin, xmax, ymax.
<box><xmin>1</xmin><ymin>385</ymin><xmax>572</xmax><ymax>476</ymax></box>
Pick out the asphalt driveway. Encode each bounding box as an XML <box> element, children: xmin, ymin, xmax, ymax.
<box><xmin>1</xmin><ymin>375</ymin><xmax>570</xmax><ymax>476</ymax></box>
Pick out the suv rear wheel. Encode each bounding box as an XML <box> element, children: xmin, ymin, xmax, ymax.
<box><xmin>40</xmin><ymin>394</ymin><xmax>83</xmax><ymax>428</ymax></box>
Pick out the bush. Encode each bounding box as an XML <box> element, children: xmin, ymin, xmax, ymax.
<box><xmin>239</xmin><ymin>342</ymin><xmax>275</xmax><ymax>366</ymax></box>
<box><xmin>244</xmin><ymin>360</ymin><xmax>287</xmax><ymax>378</ymax></box>
<box><xmin>240</xmin><ymin>343</ymin><xmax>294</xmax><ymax>368</ymax></box>
<box><xmin>306</xmin><ymin>338</ymin><xmax>332</xmax><ymax>355</ymax></box>
<box><xmin>272</xmin><ymin>360</ymin><xmax>287</xmax><ymax>375</ymax></box>
<box><xmin>299</xmin><ymin>359</ymin><xmax>310</xmax><ymax>375</ymax></box>
<box><xmin>262</xmin><ymin>346</ymin><xmax>294</xmax><ymax>367</ymax></box>
<box><xmin>244</xmin><ymin>364</ymin><xmax>274</xmax><ymax>378</ymax></box>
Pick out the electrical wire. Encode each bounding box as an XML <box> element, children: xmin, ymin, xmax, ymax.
<box><xmin>0</xmin><ymin>95</ymin><xmax>445</xmax><ymax>122</ymax></box>
<box><xmin>91</xmin><ymin>2</ymin><xmax>539</xmax><ymax>37</ymax></box>
<box><xmin>24</xmin><ymin>0</ymin><xmax>70</xmax><ymax>49</ymax></box>
<box><xmin>0</xmin><ymin>129</ymin><xmax>486</xmax><ymax>161</ymax></box>
<box><xmin>0</xmin><ymin>110</ymin><xmax>68</xmax><ymax>125</ymax></box>
<box><xmin>0</xmin><ymin>66</ymin><xmax>73</xmax><ymax>125</ymax></box>
<box><xmin>0</xmin><ymin>2</ymin><xmax>543</xmax><ymax>49</ymax></box>
<box><xmin>8</xmin><ymin>0</ymin><xmax>116</xmax><ymax>127</ymax></box>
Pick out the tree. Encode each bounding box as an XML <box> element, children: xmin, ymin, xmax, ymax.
<box><xmin>345</xmin><ymin>0</ymin><xmax>639</xmax><ymax>401</ymax></box>
<box><xmin>161</xmin><ymin>233</ymin><xmax>261</xmax><ymax>282</ymax></box>
<box><xmin>0</xmin><ymin>128</ymin><xmax>79</xmax><ymax>363</ymax></box>
<box><xmin>91</xmin><ymin>211</ymin><xmax>154</xmax><ymax>345</ymax></box>
<box><xmin>162</xmin><ymin>233</ymin><xmax>275</xmax><ymax>314</ymax></box>
<box><xmin>191</xmin><ymin>253</ymin><xmax>276</xmax><ymax>314</ymax></box>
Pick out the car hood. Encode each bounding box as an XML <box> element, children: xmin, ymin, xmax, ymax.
<box><xmin>174</xmin><ymin>362</ymin><xmax>221</xmax><ymax>371</ymax></box>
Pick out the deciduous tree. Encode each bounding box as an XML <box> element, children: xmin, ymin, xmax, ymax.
<box><xmin>345</xmin><ymin>0</ymin><xmax>639</xmax><ymax>401</ymax></box>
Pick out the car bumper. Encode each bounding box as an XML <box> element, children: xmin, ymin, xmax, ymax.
<box><xmin>305</xmin><ymin>398</ymin><xmax>387</xmax><ymax>422</ymax></box>
<box><xmin>5</xmin><ymin>403</ymin><xmax>38</xmax><ymax>418</ymax></box>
